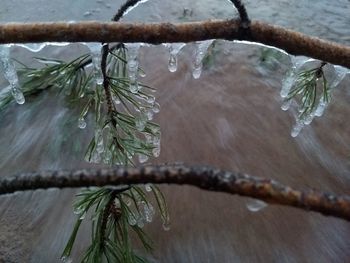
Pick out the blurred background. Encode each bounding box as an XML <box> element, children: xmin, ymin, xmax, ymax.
<box><xmin>0</xmin><ymin>0</ymin><xmax>349</xmax><ymax>262</ymax></box>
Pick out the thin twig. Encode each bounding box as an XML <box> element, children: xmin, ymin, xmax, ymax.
<box><xmin>1</xmin><ymin>164</ymin><xmax>350</xmax><ymax>222</ymax></box>
<box><xmin>0</xmin><ymin>20</ymin><xmax>349</xmax><ymax>68</ymax></box>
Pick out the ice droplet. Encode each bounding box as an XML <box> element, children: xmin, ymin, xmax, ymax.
<box><xmin>192</xmin><ymin>40</ymin><xmax>213</xmax><ymax>79</ymax></box>
<box><xmin>145</xmin><ymin>184</ymin><xmax>152</xmax><ymax>192</ymax></box>
<box><xmin>165</xmin><ymin>43</ymin><xmax>185</xmax><ymax>73</ymax></box>
<box><xmin>146</xmin><ymin>95</ymin><xmax>155</xmax><ymax>104</ymax></box>
<box><xmin>78</xmin><ymin>117</ymin><xmax>87</xmax><ymax>129</ymax></box>
<box><xmin>246</xmin><ymin>199</ymin><xmax>268</xmax><ymax>212</ymax></box>
<box><xmin>152</xmin><ymin>102</ymin><xmax>160</xmax><ymax>113</ymax></box>
<box><xmin>138</xmin><ymin>154</ymin><xmax>149</xmax><ymax>163</ymax></box>
<box><xmin>86</xmin><ymin>43</ymin><xmax>104</xmax><ymax>85</ymax></box>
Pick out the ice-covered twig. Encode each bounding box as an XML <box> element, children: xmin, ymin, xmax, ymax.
<box><xmin>0</xmin><ymin>20</ymin><xmax>350</xmax><ymax>68</ymax></box>
<box><xmin>1</xmin><ymin>164</ymin><xmax>350</xmax><ymax>222</ymax></box>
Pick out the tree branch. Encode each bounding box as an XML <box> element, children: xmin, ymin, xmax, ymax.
<box><xmin>1</xmin><ymin>164</ymin><xmax>350</xmax><ymax>222</ymax></box>
<box><xmin>0</xmin><ymin>20</ymin><xmax>349</xmax><ymax>68</ymax></box>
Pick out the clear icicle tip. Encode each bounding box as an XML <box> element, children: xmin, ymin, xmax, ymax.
<box><xmin>291</xmin><ymin>120</ymin><xmax>304</xmax><ymax>138</ymax></box>
<box><xmin>11</xmin><ymin>88</ymin><xmax>25</xmax><ymax>104</ymax></box>
<box><xmin>192</xmin><ymin>40</ymin><xmax>214</xmax><ymax>79</ymax></box>
<box><xmin>281</xmin><ymin>99</ymin><xmax>291</xmax><ymax>111</ymax></box>
<box><xmin>246</xmin><ymin>199</ymin><xmax>268</xmax><ymax>212</ymax></box>
<box><xmin>165</xmin><ymin>43</ymin><xmax>185</xmax><ymax>73</ymax></box>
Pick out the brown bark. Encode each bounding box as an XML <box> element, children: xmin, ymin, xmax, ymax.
<box><xmin>0</xmin><ymin>20</ymin><xmax>349</xmax><ymax>68</ymax></box>
<box><xmin>1</xmin><ymin>164</ymin><xmax>350</xmax><ymax>222</ymax></box>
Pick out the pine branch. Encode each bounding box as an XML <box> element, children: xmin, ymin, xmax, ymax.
<box><xmin>1</xmin><ymin>164</ymin><xmax>350</xmax><ymax>222</ymax></box>
<box><xmin>0</xmin><ymin>20</ymin><xmax>350</xmax><ymax>68</ymax></box>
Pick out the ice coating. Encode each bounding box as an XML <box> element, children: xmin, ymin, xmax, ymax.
<box><xmin>0</xmin><ymin>45</ymin><xmax>25</xmax><ymax>104</ymax></box>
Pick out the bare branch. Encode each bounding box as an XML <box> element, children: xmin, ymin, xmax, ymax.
<box><xmin>1</xmin><ymin>164</ymin><xmax>350</xmax><ymax>222</ymax></box>
<box><xmin>0</xmin><ymin>20</ymin><xmax>349</xmax><ymax>68</ymax></box>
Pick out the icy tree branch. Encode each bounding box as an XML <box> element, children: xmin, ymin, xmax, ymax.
<box><xmin>1</xmin><ymin>164</ymin><xmax>350</xmax><ymax>222</ymax></box>
<box><xmin>0</xmin><ymin>20</ymin><xmax>349</xmax><ymax>68</ymax></box>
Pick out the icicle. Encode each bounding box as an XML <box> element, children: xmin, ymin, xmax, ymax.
<box><xmin>164</xmin><ymin>43</ymin><xmax>185</xmax><ymax>73</ymax></box>
<box><xmin>0</xmin><ymin>45</ymin><xmax>25</xmax><ymax>104</ymax></box>
<box><xmin>291</xmin><ymin>119</ymin><xmax>305</xmax><ymax>137</ymax></box>
<box><xmin>126</xmin><ymin>43</ymin><xmax>141</xmax><ymax>94</ymax></box>
<box><xmin>314</xmin><ymin>65</ymin><xmax>348</xmax><ymax>117</ymax></box>
<box><xmin>192</xmin><ymin>40</ymin><xmax>214</xmax><ymax>79</ymax></box>
<box><xmin>246</xmin><ymin>199</ymin><xmax>268</xmax><ymax>212</ymax></box>
<box><xmin>86</xmin><ymin>43</ymin><xmax>104</xmax><ymax>85</ymax></box>
<box><xmin>78</xmin><ymin>117</ymin><xmax>87</xmax><ymax>129</ymax></box>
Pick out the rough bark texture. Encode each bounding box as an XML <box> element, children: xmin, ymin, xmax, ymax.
<box><xmin>1</xmin><ymin>165</ymin><xmax>350</xmax><ymax>222</ymax></box>
<box><xmin>0</xmin><ymin>20</ymin><xmax>349</xmax><ymax>68</ymax></box>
